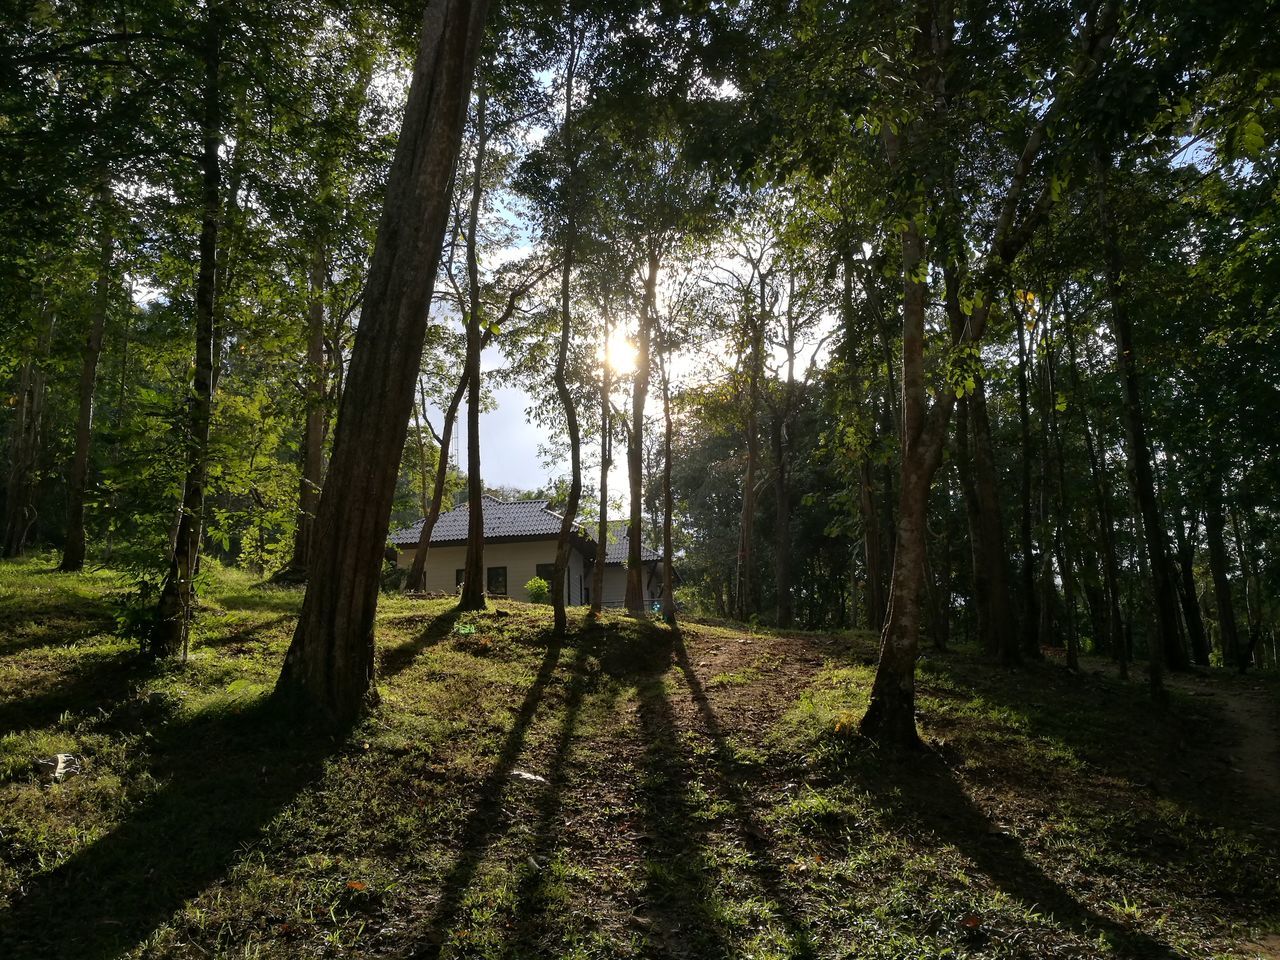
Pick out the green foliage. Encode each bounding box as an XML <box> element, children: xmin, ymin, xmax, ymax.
<box><xmin>524</xmin><ymin>576</ymin><xmax>550</xmax><ymax>604</ymax></box>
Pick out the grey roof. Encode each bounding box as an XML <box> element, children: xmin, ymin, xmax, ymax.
<box><xmin>599</xmin><ymin>519</ymin><xmax>661</xmax><ymax>565</ymax></box>
<box><xmin>389</xmin><ymin>496</ymin><xmax>661</xmax><ymax>564</ymax></box>
<box><xmin>388</xmin><ymin>495</ymin><xmax>570</xmax><ymax>546</ymax></box>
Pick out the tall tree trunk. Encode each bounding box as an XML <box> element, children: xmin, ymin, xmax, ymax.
<box><xmin>458</xmin><ymin>78</ymin><xmax>490</xmax><ymax>613</ymax></box>
<box><xmin>1230</xmin><ymin>504</ymin><xmax>1264</xmax><ymax>672</ymax></box>
<box><xmin>590</xmin><ymin>313</ymin><xmax>611</xmax><ymax>617</ymax></box>
<box><xmin>1015</xmin><ymin>314</ymin><xmax>1041</xmax><ymax>657</ymax></box>
<box><xmin>276</xmin><ymin>0</ymin><xmax>491</xmax><ymax>724</ymax></box>
<box><xmin>1129</xmin><ymin>485</ymin><xmax>1166</xmax><ymax>705</ymax></box>
<box><xmin>1172</xmin><ymin>507</ymin><xmax>1210</xmax><ymax>666</ymax></box>
<box><xmin>860</xmin><ymin>211</ymin><xmax>950</xmax><ymax>747</ymax></box>
<box><xmin>2</xmin><ymin>304</ymin><xmax>56</xmax><ymax>557</ymax></box>
<box><xmin>60</xmin><ymin>185</ymin><xmax>114</xmax><ymax>571</ymax></box>
<box><xmin>552</xmin><ymin>20</ymin><xmax>582</xmax><ymax>636</ymax></box>
<box><xmin>280</xmin><ymin>241</ymin><xmax>329</xmax><ymax>580</ymax></box>
<box><xmin>1205</xmin><ymin>478</ymin><xmax>1240</xmax><ymax>667</ymax></box>
<box><xmin>147</xmin><ymin>11</ymin><xmax>222</xmax><ymax>659</ymax></box>
<box><xmin>1046</xmin><ymin>337</ymin><xmax>1080</xmax><ymax>670</ymax></box>
<box><xmin>625</xmin><ymin>254</ymin><xmax>656</xmax><ymax>616</ymax></box>
<box><xmin>845</xmin><ymin>261</ymin><xmax>886</xmax><ymax>631</ymax></box>
<box><xmin>928</xmin><ymin>464</ymin><xmax>953</xmax><ymax>652</ymax></box>
<box><xmin>1065</xmin><ymin>320</ymin><xmax>1125</xmax><ymax>675</ymax></box>
<box><xmin>954</xmin><ymin>397</ymin><xmax>986</xmax><ymax>647</ymax></box>
<box><xmin>968</xmin><ymin>375</ymin><xmax>1020</xmax><ymax>664</ymax></box>
<box><xmin>772</xmin><ymin>415</ymin><xmax>793</xmax><ymax>627</ymax></box>
<box><xmin>1096</xmin><ymin>152</ymin><xmax>1188</xmax><ymax>676</ymax></box>
<box><xmin>859</xmin><ymin>459</ymin><xmax>886</xmax><ymax>632</ymax></box>
<box><xmin>659</xmin><ymin>342</ymin><xmax>677</xmax><ymax>626</ymax></box>
<box><xmin>735</xmin><ymin>315</ymin><xmax>762</xmax><ymax>621</ymax></box>
<box><xmin>1035</xmin><ymin>332</ymin><xmax>1058</xmax><ymax>649</ymax></box>
<box><xmin>405</xmin><ymin>372</ymin><xmax>466</xmax><ymax>592</ymax></box>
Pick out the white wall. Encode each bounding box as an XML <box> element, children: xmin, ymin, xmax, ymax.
<box><xmin>595</xmin><ymin>564</ymin><xmax>662</xmax><ymax>608</ymax></box>
<box><xmin>399</xmin><ymin>538</ymin><xmax>589</xmax><ymax>604</ymax></box>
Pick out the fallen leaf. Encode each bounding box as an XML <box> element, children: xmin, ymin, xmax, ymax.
<box><xmin>347</xmin><ymin>880</ymin><xmax>367</xmax><ymax>891</ymax></box>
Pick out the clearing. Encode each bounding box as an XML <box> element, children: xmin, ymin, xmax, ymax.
<box><xmin>0</xmin><ymin>555</ymin><xmax>1277</xmax><ymax>959</ymax></box>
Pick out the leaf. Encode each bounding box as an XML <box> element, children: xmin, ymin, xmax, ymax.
<box><xmin>346</xmin><ymin>880</ymin><xmax>366</xmax><ymax>891</ymax></box>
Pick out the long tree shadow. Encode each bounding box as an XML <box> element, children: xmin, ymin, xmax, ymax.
<box><xmin>0</xmin><ymin>697</ymin><xmax>335</xmax><ymax>960</ymax></box>
<box><xmin>0</xmin><ymin>647</ymin><xmax>150</xmax><ymax>737</ymax></box>
<box><xmin>0</xmin><ymin>592</ymin><xmax>118</xmax><ymax>657</ymax></box>
<box><xmin>409</xmin><ymin>633</ymin><xmax>564</xmax><ymax>959</ymax></box>
<box><xmin>195</xmin><ymin>613</ymin><xmax>292</xmax><ymax>650</ymax></box>
<box><xmin>506</xmin><ymin>639</ymin><xmax>594</xmax><ymax>955</ymax></box>
<box><xmin>379</xmin><ymin>607</ymin><xmax>462</xmax><ymax>678</ymax></box>
<box><xmin>668</xmin><ymin>635</ymin><xmax>817</xmax><ymax>957</ymax></box>
<box><xmin>917</xmin><ymin>651</ymin><xmax>1274</xmax><ymax>829</ymax></box>
<box><xmin>631</xmin><ymin>643</ymin><xmax>745</xmax><ymax>959</ymax></box>
<box><xmin>854</xmin><ymin>745</ymin><xmax>1184</xmax><ymax>958</ymax></box>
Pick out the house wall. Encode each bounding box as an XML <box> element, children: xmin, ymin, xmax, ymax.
<box><xmin>595</xmin><ymin>564</ymin><xmax>662</xmax><ymax>608</ymax></box>
<box><xmin>398</xmin><ymin>539</ymin><xmax>589</xmax><ymax>605</ymax></box>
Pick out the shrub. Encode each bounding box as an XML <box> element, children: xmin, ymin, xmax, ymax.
<box><xmin>525</xmin><ymin>576</ymin><xmax>550</xmax><ymax>604</ymax></box>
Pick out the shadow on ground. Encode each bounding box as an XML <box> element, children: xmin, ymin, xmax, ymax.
<box><xmin>0</xmin><ymin>697</ymin><xmax>335</xmax><ymax>960</ymax></box>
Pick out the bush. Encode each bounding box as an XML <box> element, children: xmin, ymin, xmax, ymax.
<box><xmin>525</xmin><ymin>576</ymin><xmax>550</xmax><ymax>604</ymax></box>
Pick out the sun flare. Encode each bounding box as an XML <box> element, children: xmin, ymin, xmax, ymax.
<box><xmin>603</xmin><ymin>329</ymin><xmax>637</xmax><ymax>375</ymax></box>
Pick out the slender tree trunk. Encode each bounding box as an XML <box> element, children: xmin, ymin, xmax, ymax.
<box><xmin>412</xmin><ymin>385</ymin><xmax>433</xmax><ymax>517</ymax></box>
<box><xmin>954</xmin><ymin>397</ymin><xmax>987</xmax><ymax>647</ymax></box>
<box><xmin>147</xmin><ymin>11</ymin><xmax>222</xmax><ymax>659</ymax></box>
<box><xmin>846</xmin><ymin>260</ymin><xmax>886</xmax><ymax>631</ymax></box>
<box><xmin>1015</xmin><ymin>314</ymin><xmax>1041</xmax><ymax>657</ymax></box>
<box><xmin>552</xmin><ymin>21</ymin><xmax>582</xmax><ymax>635</ymax></box>
<box><xmin>736</xmin><ymin>326</ymin><xmax>761</xmax><ymax>621</ymax></box>
<box><xmin>772</xmin><ymin>416</ymin><xmax>793</xmax><ymax>627</ymax></box>
<box><xmin>859</xmin><ymin>459</ymin><xmax>886</xmax><ymax>631</ymax></box>
<box><xmin>459</xmin><ymin>79</ymin><xmax>490</xmax><ymax>612</ymax></box>
<box><xmin>861</xmin><ymin>211</ymin><xmax>950</xmax><ymax>747</ymax></box>
<box><xmin>60</xmin><ymin>185</ymin><xmax>114</xmax><ymax>571</ymax></box>
<box><xmin>2</xmin><ymin>305</ymin><xmax>55</xmax><ymax>558</ymax></box>
<box><xmin>625</xmin><ymin>255</ymin><xmax>656</xmax><ymax>616</ymax></box>
<box><xmin>590</xmin><ymin>313</ymin><xmax>611</xmax><ymax>617</ymax></box>
<box><xmin>1130</xmin><ymin>488</ymin><xmax>1166</xmax><ymax>704</ymax></box>
<box><xmin>969</xmin><ymin>376</ymin><xmax>1020</xmax><ymax>664</ymax></box>
<box><xmin>104</xmin><ymin>288</ymin><xmax>132</xmax><ymax>560</ymax></box>
<box><xmin>1205</xmin><ymin>479</ymin><xmax>1240</xmax><ymax>667</ymax></box>
<box><xmin>279</xmin><ymin>241</ymin><xmax>329</xmax><ymax>580</ymax></box>
<box><xmin>1065</xmin><ymin>320</ymin><xmax>1125</xmax><ymax>675</ymax></box>
<box><xmin>1096</xmin><ymin>152</ymin><xmax>1188</xmax><ymax>676</ymax></box>
<box><xmin>1172</xmin><ymin>508</ymin><xmax>1210</xmax><ymax>666</ymax></box>
<box><xmin>276</xmin><ymin>0</ymin><xmax>491</xmax><ymax>724</ymax></box>
<box><xmin>928</xmin><ymin>465</ymin><xmax>953</xmax><ymax>652</ymax></box>
<box><xmin>1230</xmin><ymin>504</ymin><xmax>1264</xmax><ymax>672</ymax></box>
<box><xmin>1046</xmin><ymin>340</ymin><xmax>1079</xmax><ymax>670</ymax></box>
<box><xmin>659</xmin><ymin>343</ymin><xmax>676</xmax><ymax>626</ymax></box>
<box><xmin>405</xmin><ymin>372</ymin><xmax>466</xmax><ymax>591</ymax></box>
<box><xmin>1036</xmin><ymin>334</ymin><xmax>1058</xmax><ymax>649</ymax></box>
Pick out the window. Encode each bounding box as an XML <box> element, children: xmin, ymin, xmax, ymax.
<box><xmin>487</xmin><ymin>566</ymin><xmax>507</xmax><ymax>596</ymax></box>
<box><xmin>455</xmin><ymin>569</ymin><xmax>465</xmax><ymax>589</ymax></box>
<box><xmin>535</xmin><ymin>563</ymin><xmax>555</xmax><ymax>583</ymax></box>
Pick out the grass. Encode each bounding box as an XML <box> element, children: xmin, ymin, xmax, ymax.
<box><xmin>0</xmin><ymin>552</ymin><xmax>1277</xmax><ymax>959</ymax></box>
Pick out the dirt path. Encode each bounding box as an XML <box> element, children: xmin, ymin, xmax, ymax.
<box><xmin>1166</xmin><ymin>670</ymin><xmax>1280</xmax><ymax>820</ymax></box>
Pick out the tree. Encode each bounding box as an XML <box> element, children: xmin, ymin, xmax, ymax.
<box><xmin>276</xmin><ymin>0</ymin><xmax>491</xmax><ymax>725</ymax></box>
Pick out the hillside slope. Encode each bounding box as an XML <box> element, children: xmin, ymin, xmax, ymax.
<box><xmin>0</xmin><ymin>555</ymin><xmax>1276</xmax><ymax>959</ymax></box>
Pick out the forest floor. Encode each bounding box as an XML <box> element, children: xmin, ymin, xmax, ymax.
<box><xmin>0</xmin><ymin>555</ymin><xmax>1277</xmax><ymax>960</ymax></box>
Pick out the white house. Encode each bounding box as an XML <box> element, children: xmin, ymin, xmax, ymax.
<box><xmin>389</xmin><ymin>495</ymin><xmax>664</xmax><ymax>606</ymax></box>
